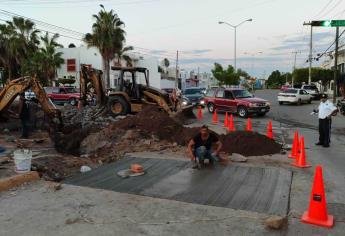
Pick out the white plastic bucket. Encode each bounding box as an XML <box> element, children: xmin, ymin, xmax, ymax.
<box><xmin>13</xmin><ymin>149</ymin><xmax>32</xmax><ymax>173</ymax></box>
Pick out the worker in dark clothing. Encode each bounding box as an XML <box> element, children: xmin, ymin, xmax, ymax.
<box><xmin>314</xmin><ymin>94</ymin><xmax>338</xmax><ymax>148</ymax></box>
<box><xmin>187</xmin><ymin>125</ymin><xmax>222</xmax><ymax>169</ymax></box>
<box><xmin>18</xmin><ymin>93</ymin><xmax>30</xmax><ymax>138</ymax></box>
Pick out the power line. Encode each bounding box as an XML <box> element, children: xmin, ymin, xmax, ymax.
<box><xmin>313</xmin><ymin>0</ymin><xmax>333</xmax><ymax>19</ymax></box>
<box><xmin>319</xmin><ymin>0</ymin><xmax>342</xmax><ymax>19</ymax></box>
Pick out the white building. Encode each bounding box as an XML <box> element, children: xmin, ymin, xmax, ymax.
<box><xmin>56</xmin><ymin>46</ymin><xmax>175</xmax><ymax>90</ymax></box>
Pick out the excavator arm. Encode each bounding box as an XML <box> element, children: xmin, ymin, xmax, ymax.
<box><xmin>0</xmin><ymin>76</ymin><xmax>63</xmax><ymax>129</ymax></box>
<box><xmin>80</xmin><ymin>64</ymin><xmax>106</xmax><ymax>106</ymax></box>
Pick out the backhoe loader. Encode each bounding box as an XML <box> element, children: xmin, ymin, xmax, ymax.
<box><xmin>80</xmin><ymin>64</ymin><xmax>195</xmax><ymax>121</ymax></box>
<box><xmin>0</xmin><ymin>76</ymin><xmax>63</xmax><ymax>130</ymax></box>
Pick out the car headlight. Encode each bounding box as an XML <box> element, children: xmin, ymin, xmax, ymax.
<box><xmin>249</xmin><ymin>103</ymin><xmax>256</xmax><ymax>107</ymax></box>
<box><xmin>182</xmin><ymin>101</ymin><xmax>188</xmax><ymax>106</ymax></box>
<box><xmin>200</xmin><ymin>100</ymin><xmax>205</xmax><ymax>105</ymax></box>
<box><xmin>265</xmin><ymin>102</ymin><xmax>271</xmax><ymax>106</ymax></box>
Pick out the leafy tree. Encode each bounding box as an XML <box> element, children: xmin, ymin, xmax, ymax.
<box><xmin>211</xmin><ymin>63</ymin><xmax>240</xmax><ymax>85</ymax></box>
<box><xmin>293</xmin><ymin>68</ymin><xmax>333</xmax><ymax>86</ymax></box>
<box><xmin>84</xmin><ymin>6</ymin><xmax>126</xmax><ymax>88</ymax></box>
<box><xmin>163</xmin><ymin>58</ymin><xmax>170</xmax><ymax>73</ymax></box>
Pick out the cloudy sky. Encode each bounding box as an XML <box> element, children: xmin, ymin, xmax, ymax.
<box><xmin>1</xmin><ymin>0</ymin><xmax>344</xmax><ymax>77</ymax></box>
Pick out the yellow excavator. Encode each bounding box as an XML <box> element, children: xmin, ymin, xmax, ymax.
<box><xmin>80</xmin><ymin>64</ymin><xmax>195</xmax><ymax>120</ymax></box>
<box><xmin>0</xmin><ymin>76</ymin><xmax>63</xmax><ymax>129</ymax></box>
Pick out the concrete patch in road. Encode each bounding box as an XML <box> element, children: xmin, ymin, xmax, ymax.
<box><xmin>65</xmin><ymin>157</ymin><xmax>292</xmax><ymax>216</ymax></box>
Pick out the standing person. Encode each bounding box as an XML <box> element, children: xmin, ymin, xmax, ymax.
<box><xmin>314</xmin><ymin>94</ymin><xmax>338</xmax><ymax>148</ymax></box>
<box><xmin>18</xmin><ymin>93</ymin><xmax>30</xmax><ymax>138</ymax></box>
<box><xmin>187</xmin><ymin>125</ymin><xmax>223</xmax><ymax>169</ymax></box>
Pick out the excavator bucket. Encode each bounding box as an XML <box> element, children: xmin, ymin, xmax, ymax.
<box><xmin>170</xmin><ymin>105</ymin><xmax>196</xmax><ymax>124</ymax></box>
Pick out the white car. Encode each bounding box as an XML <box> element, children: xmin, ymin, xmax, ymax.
<box><xmin>278</xmin><ymin>89</ymin><xmax>312</xmax><ymax>105</ymax></box>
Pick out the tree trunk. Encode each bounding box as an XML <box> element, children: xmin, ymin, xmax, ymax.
<box><xmin>105</xmin><ymin>59</ymin><xmax>110</xmax><ymax>89</ymax></box>
<box><xmin>102</xmin><ymin>59</ymin><xmax>109</xmax><ymax>90</ymax></box>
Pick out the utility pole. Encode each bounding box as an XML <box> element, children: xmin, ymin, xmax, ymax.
<box><xmin>333</xmin><ymin>27</ymin><xmax>339</xmax><ymax>103</ymax></box>
<box><xmin>303</xmin><ymin>22</ymin><xmax>313</xmax><ymax>84</ymax></box>
<box><xmin>291</xmin><ymin>51</ymin><xmax>300</xmax><ymax>86</ymax></box>
<box><xmin>175</xmin><ymin>50</ymin><xmax>179</xmax><ymax>88</ymax></box>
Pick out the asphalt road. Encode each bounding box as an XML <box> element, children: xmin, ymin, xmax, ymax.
<box><xmin>253</xmin><ymin>89</ymin><xmax>344</xmax><ymax>132</ymax></box>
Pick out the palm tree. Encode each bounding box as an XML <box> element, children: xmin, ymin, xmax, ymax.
<box><xmin>39</xmin><ymin>32</ymin><xmax>64</xmax><ymax>85</ymax></box>
<box><xmin>84</xmin><ymin>6</ymin><xmax>126</xmax><ymax>89</ymax></box>
<box><xmin>115</xmin><ymin>46</ymin><xmax>133</xmax><ymax>67</ymax></box>
<box><xmin>0</xmin><ymin>17</ymin><xmax>40</xmax><ymax>81</ymax></box>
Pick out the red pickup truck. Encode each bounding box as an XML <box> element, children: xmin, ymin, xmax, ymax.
<box><xmin>203</xmin><ymin>87</ymin><xmax>270</xmax><ymax>118</ymax></box>
<box><xmin>44</xmin><ymin>86</ymin><xmax>80</xmax><ymax>106</ymax></box>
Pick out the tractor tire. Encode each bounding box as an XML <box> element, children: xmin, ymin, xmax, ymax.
<box><xmin>107</xmin><ymin>96</ymin><xmax>129</xmax><ymax>117</ymax></box>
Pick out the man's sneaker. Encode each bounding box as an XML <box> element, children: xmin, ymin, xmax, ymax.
<box><xmin>323</xmin><ymin>144</ymin><xmax>330</xmax><ymax>148</ymax></box>
<box><xmin>315</xmin><ymin>142</ymin><xmax>323</xmax><ymax>146</ymax></box>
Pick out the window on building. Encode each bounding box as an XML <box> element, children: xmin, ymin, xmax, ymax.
<box><xmin>67</xmin><ymin>59</ymin><xmax>76</xmax><ymax>72</ymax></box>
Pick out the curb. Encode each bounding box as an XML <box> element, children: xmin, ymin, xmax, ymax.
<box><xmin>0</xmin><ymin>171</ymin><xmax>40</xmax><ymax>192</ymax></box>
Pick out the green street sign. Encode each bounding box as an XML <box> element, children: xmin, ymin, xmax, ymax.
<box><xmin>311</xmin><ymin>20</ymin><xmax>345</xmax><ymax>27</ymax></box>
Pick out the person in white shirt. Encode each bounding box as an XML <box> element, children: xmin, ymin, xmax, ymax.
<box><xmin>314</xmin><ymin>94</ymin><xmax>338</xmax><ymax>147</ymax></box>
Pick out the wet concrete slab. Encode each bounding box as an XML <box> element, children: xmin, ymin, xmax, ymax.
<box><xmin>65</xmin><ymin>157</ymin><xmax>292</xmax><ymax>216</ymax></box>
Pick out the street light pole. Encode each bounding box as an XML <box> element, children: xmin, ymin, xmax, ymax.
<box><xmin>219</xmin><ymin>19</ymin><xmax>253</xmax><ymax>72</ymax></box>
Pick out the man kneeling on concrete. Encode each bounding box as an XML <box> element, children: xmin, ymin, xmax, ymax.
<box><xmin>187</xmin><ymin>125</ymin><xmax>222</xmax><ymax>169</ymax></box>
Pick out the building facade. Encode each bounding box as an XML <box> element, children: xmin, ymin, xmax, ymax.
<box><xmin>56</xmin><ymin>47</ymin><xmax>174</xmax><ymax>90</ymax></box>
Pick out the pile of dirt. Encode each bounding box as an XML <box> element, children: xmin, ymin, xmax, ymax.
<box><xmin>112</xmin><ymin>106</ymin><xmax>199</xmax><ymax>145</ymax></box>
<box><xmin>219</xmin><ymin>131</ymin><xmax>282</xmax><ymax>156</ymax></box>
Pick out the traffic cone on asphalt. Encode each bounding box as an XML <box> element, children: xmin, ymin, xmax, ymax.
<box><xmin>266</xmin><ymin>120</ymin><xmax>273</xmax><ymax>139</ymax></box>
<box><xmin>246</xmin><ymin>118</ymin><xmax>252</xmax><ymax>131</ymax></box>
<box><xmin>301</xmin><ymin>165</ymin><xmax>334</xmax><ymax>228</ymax></box>
<box><xmin>197</xmin><ymin>106</ymin><xmax>203</xmax><ymax>120</ymax></box>
<box><xmin>228</xmin><ymin>114</ymin><xmax>236</xmax><ymax>132</ymax></box>
<box><xmin>289</xmin><ymin>131</ymin><xmax>299</xmax><ymax>159</ymax></box>
<box><xmin>224</xmin><ymin>112</ymin><xmax>229</xmax><ymax>127</ymax></box>
<box><xmin>291</xmin><ymin>136</ymin><xmax>311</xmax><ymax>168</ymax></box>
<box><xmin>212</xmin><ymin>109</ymin><xmax>218</xmax><ymax>124</ymax></box>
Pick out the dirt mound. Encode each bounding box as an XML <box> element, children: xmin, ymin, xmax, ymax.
<box><xmin>112</xmin><ymin>106</ymin><xmax>199</xmax><ymax>145</ymax></box>
<box><xmin>219</xmin><ymin>131</ymin><xmax>282</xmax><ymax>156</ymax></box>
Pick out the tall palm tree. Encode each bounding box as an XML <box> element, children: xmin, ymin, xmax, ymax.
<box><xmin>39</xmin><ymin>32</ymin><xmax>64</xmax><ymax>85</ymax></box>
<box><xmin>115</xmin><ymin>46</ymin><xmax>133</xmax><ymax>67</ymax></box>
<box><xmin>0</xmin><ymin>17</ymin><xmax>40</xmax><ymax>81</ymax></box>
<box><xmin>84</xmin><ymin>6</ymin><xmax>126</xmax><ymax>88</ymax></box>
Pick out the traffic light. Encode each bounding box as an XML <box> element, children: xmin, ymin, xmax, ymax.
<box><xmin>311</xmin><ymin>20</ymin><xmax>345</xmax><ymax>27</ymax></box>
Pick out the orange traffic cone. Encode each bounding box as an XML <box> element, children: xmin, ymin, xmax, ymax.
<box><xmin>228</xmin><ymin>114</ymin><xmax>236</xmax><ymax>132</ymax></box>
<box><xmin>212</xmin><ymin>109</ymin><xmax>218</xmax><ymax>124</ymax></box>
<box><xmin>266</xmin><ymin>120</ymin><xmax>273</xmax><ymax>139</ymax></box>
<box><xmin>246</xmin><ymin>118</ymin><xmax>252</xmax><ymax>131</ymax></box>
<box><xmin>197</xmin><ymin>106</ymin><xmax>203</xmax><ymax>120</ymax></box>
<box><xmin>224</xmin><ymin>112</ymin><xmax>229</xmax><ymax>127</ymax></box>
<box><xmin>291</xmin><ymin>136</ymin><xmax>311</xmax><ymax>168</ymax></box>
<box><xmin>301</xmin><ymin>165</ymin><xmax>334</xmax><ymax>228</ymax></box>
<box><xmin>289</xmin><ymin>131</ymin><xmax>299</xmax><ymax>159</ymax></box>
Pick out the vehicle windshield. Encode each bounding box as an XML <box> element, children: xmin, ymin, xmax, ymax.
<box><xmin>232</xmin><ymin>90</ymin><xmax>253</xmax><ymax>98</ymax></box>
<box><xmin>184</xmin><ymin>88</ymin><xmax>203</xmax><ymax>95</ymax></box>
<box><xmin>284</xmin><ymin>89</ymin><xmax>298</xmax><ymax>94</ymax></box>
<box><xmin>64</xmin><ymin>87</ymin><xmax>78</xmax><ymax>93</ymax></box>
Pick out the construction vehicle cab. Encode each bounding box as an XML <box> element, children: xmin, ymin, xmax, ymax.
<box><xmin>108</xmin><ymin>66</ymin><xmax>171</xmax><ymax>117</ymax></box>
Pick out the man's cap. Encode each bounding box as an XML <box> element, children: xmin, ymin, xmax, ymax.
<box><xmin>321</xmin><ymin>94</ymin><xmax>328</xmax><ymax>99</ymax></box>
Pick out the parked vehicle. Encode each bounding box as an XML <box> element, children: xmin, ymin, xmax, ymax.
<box><xmin>25</xmin><ymin>89</ymin><xmax>36</xmax><ymax>100</ymax></box>
<box><xmin>203</xmin><ymin>87</ymin><xmax>270</xmax><ymax>118</ymax></box>
<box><xmin>44</xmin><ymin>86</ymin><xmax>80</xmax><ymax>106</ymax></box>
<box><xmin>301</xmin><ymin>84</ymin><xmax>320</xmax><ymax>100</ymax></box>
<box><xmin>182</xmin><ymin>87</ymin><xmax>205</xmax><ymax>107</ymax></box>
<box><xmin>277</xmin><ymin>88</ymin><xmax>312</xmax><ymax>105</ymax></box>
